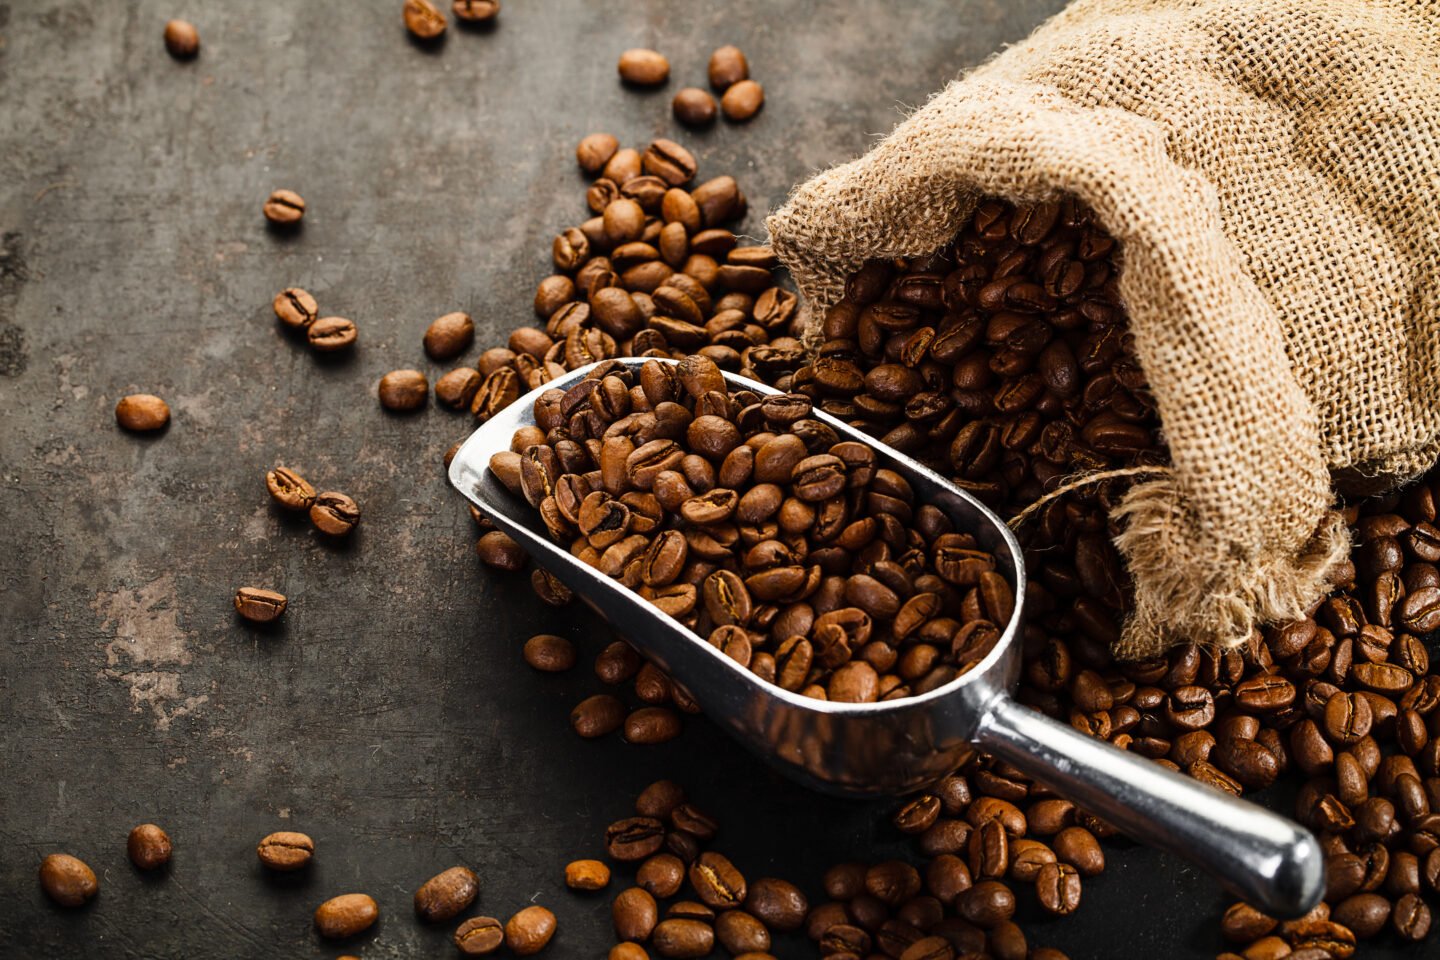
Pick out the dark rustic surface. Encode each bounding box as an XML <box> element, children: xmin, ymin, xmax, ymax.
<box><xmin>0</xmin><ymin>2</ymin><xmax>1389</xmax><ymax>959</ymax></box>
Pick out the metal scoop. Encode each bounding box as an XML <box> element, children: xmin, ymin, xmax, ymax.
<box><xmin>449</xmin><ymin>357</ymin><xmax>1323</xmax><ymax>917</ymax></box>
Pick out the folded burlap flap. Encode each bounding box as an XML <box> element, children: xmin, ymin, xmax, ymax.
<box><xmin>767</xmin><ymin>0</ymin><xmax>1440</xmax><ymax>658</ymax></box>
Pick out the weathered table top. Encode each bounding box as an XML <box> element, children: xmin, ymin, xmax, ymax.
<box><xmin>0</xmin><ymin>2</ymin><xmax>1379</xmax><ymax>958</ymax></box>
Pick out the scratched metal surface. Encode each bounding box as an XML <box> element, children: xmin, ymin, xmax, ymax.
<box><xmin>0</xmin><ymin>2</ymin><xmax>1384</xmax><ymax>958</ymax></box>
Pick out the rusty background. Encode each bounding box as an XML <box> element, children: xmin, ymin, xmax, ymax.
<box><xmin>0</xmin><ymin>1</ymin><xmax>1365</xmax><ymax>957</ymax></box>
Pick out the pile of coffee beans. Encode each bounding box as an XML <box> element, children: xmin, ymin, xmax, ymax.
<box><xmin>489</xmin><ymin>354</ymin><xmax>1013</xmax><ymax>702</ymax></box>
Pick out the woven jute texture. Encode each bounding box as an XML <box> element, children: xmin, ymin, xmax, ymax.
<box><xmin>767</xmin><ymin>0</ymin><xmax>1440</xmax><ymax>658</ymax></box>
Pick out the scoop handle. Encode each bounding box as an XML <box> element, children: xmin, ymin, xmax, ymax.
<box><xmin>976</xmin><ymin>694</ymin><xmax>1323</xmax><ymax>917</ymax></box>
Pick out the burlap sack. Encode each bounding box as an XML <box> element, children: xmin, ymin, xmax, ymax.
<box><xmin>767</xmin><ymin>0</ymin><xmax>1440</xmax><ymax>658</ymax></box>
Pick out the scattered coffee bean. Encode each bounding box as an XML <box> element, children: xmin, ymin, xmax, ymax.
<box><xmin>39</xmin><ymin>853</ymin><xmax>97</xmax><ymax>906</ymax></box>
<box><xmin>163</xmin><ymin>19</ymin><xmax>199</xmax><ymax>58</ymax></box>
<box><xmin>455</xmin><ymin>915</ymin><xmax>505</xmax><ymax>955</ymax></box>
<box><xmin>314</xmin><ymin>893</ymin><xmax>378</xmax><ymax>939</ymax></box>
<box><xmin>307</xmin><ymin>316</ymin><xmax>358</xmax><ymax>352</ymax></box>
<box><xmin>115</xmin><ymin>394</ymin><xmax>170</xmax><ymax>432</ymax></box>
<box><xmin>311</xmin><ymin>491</ymin><xmax>360</xmax><ymax>536</ymax></box>
<box><xmin>263</xmin><ymin>189</ymin><xmax>305</xmax><ymax>226</ymax></box>
<box><xmin>266</xmin><ymin>466</ymin><xmax>316</xmax><ymax>511</ymax></box>
<box><xmin>720</xmin><ymin>80</ymin><xmax>764</xmax><ymax>122</ymax></box>
<box><xmin>452</xmin><ymin>0</ymin><xmax>499</xmax><ymax>22</ymax></box>
<box><xmin>578</xmin><ymin>133</ymin><xmax>620</xmax><ymax>173</ymax></box>
<box><xmin>476</xmin><ymin>530</ymin><xmax>525</xmax><ymax>569</ymax></box>
<box><xmin>424</xmin><ymin>311</ymin><xmax>475</xmax><ymax>360</ymax></box>
<box><xmin>257</xmin><ymin>831</ymin><xmax>314</xmax><ymax>870</ymax></box>
<box><xmin>566</xmin><ymin>858</ymin><xmax>611</xmax><ymax>891</ymax></box>
<box><xmin>524</xmin><ymin>634</ymin><xmax>576</xmax><ymax>671</ymax></box>
<box><xmin>613</xmin><ymin>886</ymin><xmax>659</xmax><ymax>942</ymax></box>
<box><xmin>379</xmin><ymin>369</ymin><xmax>429</xmax><ymax>411</ymax></box>
<box><xmin>652</xmin><ymin>918</ymin><xmax>714</xmax><ymax>958</ymax></box>
<box><xmin>572</xmin><ymin>694</ymin><xmax>626</xmax><ymax>738</ymax></box>
<box><xmin>234</xmin><ymin>586</ymin><xmax>287</xmax><ymax>624</ymax></box>
<box><xmin>673</xmin><ymin>88</ymin><xmax>717</xmax><ymax>127</ymax></box>
<box><xmin>415</xmin><ymin>865</ymin><xmax>479</xmax><ymax>922</ymax></box>
<box><xmin>403</xmin><ymin>0</ymin><xmax>447</xmax><ymax>38</ymax></box>
<box><xmin>273</xmin><ymin>287</ymin><xmax>319</xmax><ymax>329</ymax></box>
<box><xmin>505</xmin><ymin>905</ymin><xmax>557</xmax><ymax>955</ymax></box>
<box><xmin>618</xmin><ymin>48</ymin><xmax>670</xmax><ymax>86</ymax></box>
<box><xmin>624</xmin><ymin>706</ymin><xmax>682</xmax><ymax>744</ymax></box>
<box><xmin>437</xmin><ymin>367</ymin><xmax>483</xmax><ymax>409</ymax></box>
<box><xmin>127</xmin><ymin>823</ymin><xmax>172</xmax><ymax>870</ymax></box>
<box><xmin>708</xmin><ymin>46</ymin><xmax>749</xmax><ymax>90</ymax></box>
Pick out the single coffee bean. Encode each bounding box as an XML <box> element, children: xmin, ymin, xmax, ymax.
<box><xmin>618</xmin><ymin>48</ymin><xmax>670</xmax><ymax>86</ymax></box>
<box><xmin>866</xmin><ymin>860</ymin><xmax>922</xmax><ymax>905</ymax></box>
<box><xmin>613</xmin><ymin>886</ymin><xmax>660</xmax><ymax>941</ymax></box>
<box><xmin>127</xmin><ymin>823</ymin><xmax>172</xmax><ymax>870</ymax></box>
<box><xmin>436</xmin><ymin>368</ymin><xmax>483</xmax><ymax>409</ymax></box>
<box><xmin>607</xmin><ymin>816</ymin><xmax>666</xmax><ymax>861</ymax></box>
<box><xmin>643</xmin><ymin>139</ymin><xmax>699</xmax><ymax>187</ymax></box>
<box><xmin>415</xmin><ymin>865</ymin><xmax>479</xmax><ymax>922</ymax></box>
<box><xmin>476</xmin><ymin>530</ymin><xmax>525</xmax><ymax>569</ymax></box>
<box><xmin>624</xmin><ymin>706</ymin><xmax>682</xmax><ymax>744</ymax></box>
<box><xmin>379</xmin><ymin>369</ymin><xmax>429</xmax><ymax>411</ymax></box>
<box><xmin>273</xmin><ymin>287</ymin><xmax>318</xmax><ymax>329</ymax></box>
<box><xmin>115</xmin><ymin>394</ymin><xmax>170</xmax><ymax>432</ymax></box>
<box><xmin>958</xmin><ymin>879</ymin><xmax>1016</xmax><ymax>927</ymax></box>
<box><xmin>1034</xmin><ymin>862</ymin><xmax>1080</xmax><ymax>915</ymax></box>
<box><xmin>524</xmin><ymin>634</ymin><xmax>575</xmax><ymax>672</ymax></box>
<box><xmin>307</xmin><ymin>316</ymin><xmax>358</xmax><ymax>352</ymax></box>
<box><xmin>314</xmin><ymin>893</ymin><xmax>379</xmax><ymax>939</ymax></box>
<box><xmin>452</xmin><ymin>0</ymin><xmax>499</xmax><ymax>22</ymax></box>
<box><xmin>263</xmin><ymin>189</ymin><xmax>305</xmax><ymax>225</ymax></box>
<box><xmin>311</xmin><ymin>491</ymin><xmax>360</xmax><ymax>536</ymax></box>
<box><xmin>577</xmin><ymin>133</ymin><xmax>620</xmax><ymax>173</ymax></box>
<box><xmin>403</xmin><ymin>0</ymin><xmax>447</xmax><ymax>38</ymax></box>
<box><xmin>506</xmin><ymin>905</ymin><xmax>557</xmax><ymax>955</ymax></box>
<box><xmin>609</xmin><ymin>944</ymin><xmax>649</xmax><ymax>960</ymax></box>
<box><xmin>257</xmin><ymin>831</ymin><xmax>314</xmax><ymax>870</ymax></box>
<box><xmin>721</xmin><ymin>80</ymin><xmax>764</xmax><ymax>122</ymax></box>
<box><xmin>716</xmin><ymin>910</ymin><xmax>770</xmax><ymax>954</ymax></box>
<box><xmin>234</xmin><ymin>587</ymin><xmax>287</xmax><ymax>624</ymax></box>
<box><xmin>565</xmin><ymin>859</ymin><xmax>611</xmax><ymax>891</ymax></box>
<box><xmin>637</xmin><ymin>853</ymin><xmax>686</xmax><ymax>898</ymax></box>
<box><xmin>745</xmin><ymin>876</ymin><xmax>808</xmax><ymax>931</ymax></box>
<box><xmin>572</xmin><ymin>694</ymin><xmax>626</xmax><ymax>738</ymax></box>
<box><xmin>163</xmin><ymin>19</ymin><xmax>199</xmax><ymax>58</ymax></box>
<box><xmin>1392</xmin><ymin>892</ymin><xmax>1432</xmax><ymax>940</ymax></box>
<box><xmin>266</xmin><ymin>466</ymin><xmax>316</xmax><ymax>511</ymax></box>
<box><xmin>455</xmin><ymin>915</ymin><xmax>505</xmax><ymax>955</ymax></box>
<box><xmin>39</xmin><ymin>854</ymin><xmax>98</xmax><ymax>906</ymax></box>
<box><xmin>708</xmin><ymin>45</ymin><xmax>749</xmax><ymax>90</ymax></box>
<box><xmin>652</xmin><ymin>918</ymin><xmax>715</xmax><ymax>958</ymax></box>
<box><xmin>637</xmin><ymin>779</ymin><xmax>685</xmax><ymax>818</ymax></box>
<box><xmin>1052</xmin><ymin>826</ymin><xmax>1104</xmax><ymax>876</ymax></box>
<box><xmin>424</xmin><ymin>312</ymin><xmax>474</xmax><ymax>360</ymax></box>
<box><xmin>673</xmin><ymin>88</ymin><xmax>718</xmax><ymax>127</ymax></box>
<box><xmin>691</xmin><ymin>851</ymin><xmax>747</xmax><ymax>908</ymax></box>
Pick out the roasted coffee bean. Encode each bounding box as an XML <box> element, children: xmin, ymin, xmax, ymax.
<box><xmin>674</xmin><ymin>87</ymin><xmax>718</xmax><ymax>127</ymax></box>
<box><xmin>311</xmin><ymin>491</ymin><xmax>360</xmax><ymax>536</ymax></box>
<box><xmin>273</xmin><ymin>287</ymin><xmax>318</xmax><ymax>328</ymax></box>
<box><xmin>1393</xmin><ymin>893</ymin><xmax>1432</xmax><ymax>940</ymax></box>
<box><xmin>745</xmin><ymin>876</ymin><xmax>808</xmax><ymax>931</ymax></box>
<box><xmin>715</xmin><ymin>909</ymin><xmax>770</xmax><ymax>954</ymax></box>
<box><xmin>638</xmin><ymin>853</ymin><xmax>686</xmax><ymax>898</ymax></box>
<box><xmin>607</xmin><ymin>816</ymin><xmax>666</xmax><ymax>861</ymax></box>
<box><xmin>163</xmin><ymin>19</ymin><xmax>199</xmax><ymax>57</ymax></box>
<box><xmin>625</xmin><ymin>706</ymin><xmax>682</xmax><ymax>743</ymax></box>
<box><xmin>1034</xmin><ymin>862</ymin><xmax>1080</xmax><ymax>915</ymax></box>
<box><xmin>115</xmin><ymin>393</ymin><xmax>170</xmax><ymax>432</ymax></box>
<box><xmin>1052</xmin><ymin>826</ymin><xmax>1103</xmax><ymax>876</ymax></box>
<box><xmin>436</xmin><ymin>368</ymin><xmax>483</xmax><ymax>409</ymax></box>
<box><xmin>452</xmin><ymin>0</ymin><xmax>499</xmax><ymax>21</ymax></box>
<box><xmin>234</xmin><ymin>587</ymin><xmax>286</xmax><ymax>624</ymax></box>
<box><xmin>565</xmin><ymin>858</ymin><xmax>611</xmax><ymax>891</ymax></box>
<box><xmin>613</xmin><ymin>886</ymin><xmax>660</xmax><ymax>941</ymax></box>
<box><xmin>476</xmin><ymin>530</ymin><xmax>525</xmax><ymax>569</ymax></box>
<box><xmin>415</xmin><ymin>866</ymin><xmax>479</xmax><ymax>922</ymax></box>
<box><xmin>524</xmin><ymin>634</ymin><xmax>575</xmax><ymax>671</ymax></box>
<box><xmin>425</xmin><ymin>311</ymin><xmax>475</xmax><ymax>359</ymax></box>
<box><xmin>257</xmin><ymin>831</ymin><xmax>314</xmax><ymax>870</ymax></box>
<box><xmin>618</xmin><ymin>48</ymin><xmax>670</xmax><ymax>86</ymax></box>
<box><xmin>691</xmin><ymin>851</ymin><xmax>746</xmax><ymax>909</ymax></box>
<box><xmin>379</xmin><ymin>369</ymin><xmax>429</xmax><ymax>411</ymax></box>
<box><xmin>577</xmin><ymin>133</ymin><xmax>620</xmax><ymax>173</ymax></box>
<box><xmin>454</xmin><ymin>916</ymin><xmax>505</xmax><ymax>955</ymax></box>
<box><xmin>127</xmin><ymin>823</ymin><xmax>171</xmax><ymax>870</ymax></box>
<box><xmin>572</xmin><ymin>694</ymin><xmax>627</xmax><ymax>738</ymax></box>
<box><xmin>708</xmin><ymin>45</ymin><xmax>749</xmax><ymax>90</ymax></box>
<box><xmin>959</xmin><ymin>879</ymin><xmax>1016</xmax><ymax>927</ymax></box>
<box><xmin>505</xmin><ymin>905</ymin><xmax>557</xmax><ymax>955</ymax></box>
<box><xmin>39</xmin><ymin>854</ymin><xmax>97</xmax><ymax>906</ymax></box>
<box><xmin>721</xmin><ymin>80</ymin><xmax>765</xmax><ymax>122</ymax></box>
<box><xmin>637</xmin><ymin>779</ymin><xmax>685</xmax><ymax>818</ymax></box>
<box><xmin>263</xmin><ymin>188</ymin><xmax>305</xmax><ymax>225</ymax></box>
<box><xmin>652</xmin><ymin>918</ymin><xmax>715</xmax><ymax>958</ymax></box>
<box><xmin>307</xmin><ymin>316</ymin><xmax>358</xmax><ymax>351</ymax></box>
<box><xmin>266</xmin><ymin>467</ymin><xmax>317</xmax><ymax>512</ymax></box>
<box><xmin>314</xmin><ymin>893</ymin><xmax>379</xmax><ymax>939</ymax></box>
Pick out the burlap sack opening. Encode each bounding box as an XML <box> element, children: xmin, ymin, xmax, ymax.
<box><xmin>767</xmin><ymin>0</ymin><xmax>1440</xmax><ymax>658</ymax></box>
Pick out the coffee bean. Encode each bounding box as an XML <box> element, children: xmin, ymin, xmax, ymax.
<box><xmin>637</xmin><ymin>779</ymin><xmax>685</xmax><ymax>818</ymax></box>
<box><xmin>403</xmin><ymin>0</ymin><xmax>447</xmax><ymax>38</ymax></box>
<box><xmin>625</xmin><ymin>706</ymin><xmax>682</xmax><ymax>743</ymax></box>
<box><xmin>415</xmin><ymin>865</ymin><xmax>479</xmax><ymax>922</ymax></box>
<box><xmin>505</xmin><ymin>905</ymin><xmax>557</xmax><ymax>955</ymax></box>
<box><xmin>572</xmin><ymin>694</ymin><xmax>626</xmax><ymax>738</ymax></box>
<box><xmin>1052</xmin><ymin>826</ymin><xmax>1103</xmax><ymax>876</ymax></box>
<box><xmin>436</xmin><ymin>368</ymin><xmax>483</xmax><ymax>409</ymax></box>
<box><xmin>691</xmin><ymin>851</ymin><xmax>747</xmax><ymax>908</ymax></box>
<box><xmin>311</xmin><ymin>491</ymin><xmax>360</xmax><ymax>536</ymax></box>
<box><xmin>652</xmin><ymin>918</ymin><xmax>715</xmax><ymax>958</ymax></box>
<box><xmin>234</xmin><ymin>587</ymin><xmax>286</xmax><ymax>624</ymax></box>
<box><xmin>524</xmin><ymin>634</ymin><xmax>575</xmax><ymax>672</ymax></box>
<box><xmin>607</xmin><ymin>816</ymin><xmax>666</xmax><ymax>861</ymax></box>
<box><xmin>959</xmin><ymin>879</ymin><xmax>1016</xmax><ymax>927</ymax></box>
<box><xmin>39</xmin><ymin>854</ymin><xmax>97</xmax><ymax>906</ymax></box>
<box><xmin>618</xmin><ymin>48</ymin><xmax>670</xmax><ymax>86</ymax></box>
<box><xmin>613</xmin><ymin>885</ymin><xmax>660</xmax><ymax>941</ymax></box>
<box><xmin>273</xmin><ymin>287</ymin><xmax>318</xmax><ymax>329</ymax></box>
<box><xmin>744</xmin><ymin>876</ymin><xmax>808</xmax><ymax>931</ymax></box>
<box><xmin>379</xmin><ymin>369</ymin><xmax>429</xmax><ymax>411</ymax></box>
<box><xmin>643</xmin><ymin>139</ymin><xmax>699</xmax><ymax>187</ymax></box>
<box><xmin>424</xmin><ymin>311</ymin><xmax>475</xmax><ymax>359</ymax></box>
<box><xmin>636</xmin><ymin>853</ymin><xmax>685</xmax><ymax>898</ymax></box>
<box><xmin>565</xmin><ymin>858</ymin><xmax>611</xmax><ymax>891</ymax></box>
<box><xmin>127</xmin><ymin>823</ymin><xmax>171</xmax><ymax>870</ymax></box>
<box><xmin>577</xmin><ymin>133</ymin><xmax>620</xmax><ymax>173</ymax></box>
<box><xmin>452</xmin><ymin>0</ymin><xmax>499</xmax><ymax>22</ymax></box>
<box><xmin>314</xmin><ymin>893</ymin><xmax>378</xmax><ymax>939</ymax></box>
<box><xmin>673</xmin><ymin>88</ymin><xmax>718</xmax><ymax>127</ymax></box>
<box><xmin>455</xmin><ymin>916</ymin><xmax>505</xmax><ymax>955</ymax></box>
<box><xmin>163</xmin><ymin>19</ymin><xmax>199</xmax><ymax>58</ymax></box>
<box><xmin>257</xmin><ymin>831</ymin><xmax>314</xmax><ymax>870</ymax></box>
<box><xmin>307</xmin><ymin>316</ymin><xmax>358</xmax><ymax>352</ymax></box>
<box><xmin>609</xmin><ymin>944</ymin><xmax>649</xmax><ymax>960</ymax></box>
<box><xmin>1393</xmin><ymin>892</ymin><xmax>1432</xmax><ymax>940</ymax></box>
<box><xmin>721</xmin><ymin>80</ymin><xmax>764</xmax><ymax>122</ymax></box>
<box><xmin>115</xmin><ymin>394</ymin><xmax>170</xmax><ymax>432</ymax></box>
<box><xmin>476</xmin><ymin>530</ymin><xmax>525</xmax><ymax>569</ymax></box>
<box><xmin>708</xmin><ymin>45</ymin><xmax>749</xmax><ymax>90</ymax></box>
<box><xmin>715</xmin><ymin>909</ymin><xmax>770</xmax><ymax>954</ymax></box>
<box><xmin>1034</xmin><ymin>862</ymin><xmax>1080</xmax><ymax>915</ymax></box>
<box><xmin>263</xmin><ymin>189</ymin><xmax>306</xmax><ymax>226</ymax></box>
